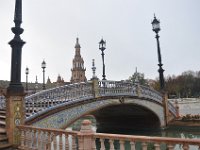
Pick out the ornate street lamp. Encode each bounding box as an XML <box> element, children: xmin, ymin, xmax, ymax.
<box><xmin>7</xmin><ymin>0</ymin><xmax>26</xmax><ymax>95</ymax></box>
<box><xmin>91</xmin><ymin>59</ymin><xmax>97</xmax><ymax>79</ymax></box>
<box><xmin>99</xmin><ymin>38</ymin><xmax>106</xmax><ymax>80</ymax></box>
<box><xmin>25</xmin><ymin>67</ymin><xmax>29</xmax><ymax>91</ymax></box>
<box><xmin>41</xmin><ymin>60</ymin><xmax>46</xmax><ymax>90</ymax></box>
<box><xmin>151</xmin><ymin>15</ymin><xmax>165</xmax><ymax>90</ymax></box>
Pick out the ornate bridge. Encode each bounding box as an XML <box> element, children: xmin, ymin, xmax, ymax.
<box><xmin>2</xmin><ymin>0</ymin><xmax>200</xmax><ymax>149</ymax></box>
<box><xmin>1</xmin><ymin>79</ymin><xmax>177</xmax><ymax>131</ymax></box>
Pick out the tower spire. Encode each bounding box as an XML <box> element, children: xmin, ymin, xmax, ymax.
<box><xmin>75</xmin><ymin>37</ymin><xmax>81</xmax><ymax>49</ymax></box>
<box><xmin>7</xmin><ymin>0</ymin><xmax>25</xmax><ymax>95</ymax></box>
<box><xmin>71</xmin><ymin>38</ymin><xmax>87</xmax><ymax>83</ymax></box>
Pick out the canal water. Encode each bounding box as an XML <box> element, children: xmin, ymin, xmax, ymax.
<box><xmin>69</xmin><ymin>101</ymin><xmax>200</xmax><ymax>149</ymax></box>
<box><xmin>70</xmin><ymin>117</ymin><xmax>200</xmax><ymax>150</ymax></box>
<box><xmin>104</xmin><ymin>126</ymin><xmax>200</xmax><ymax>150</ymax></box>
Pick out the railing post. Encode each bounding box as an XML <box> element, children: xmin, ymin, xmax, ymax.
<box><xmin>162</xmin><ymin>92</ymin><xmax>169</xmax><ymax>126</ymax></box>
<box><xmin>135</xmin><ymin>83</ymin><xmax>141</xmax><ymax>97</ymax></box>
<box><xmin>141</xmin><ymin>142</ymin><xmax>147</xmax><ymax>150</ymax></box>
<box><xmin>119</xmin><ymin>140</ymin><xmax>125</xmax><ymax>150</ymax></box>
<box><xmin>167</xmin><ymin>144</ymin><xmax>175</xmax><ymax>150</ymax></box>
<box><xmin>78</xmin><ymin>120</ymin><xmax>95</xmax><ymax>150</ymax></box>
<box><xmin>175</xmin><ymin>100</ymin><xmax>180</xmax><ymax>117</ymax></box>
<box><xmin>130</xmin><ymin>141</ymin><xmax>136</xmax><ymax>150</ymax></box>
<box><xmin>182</xmin><ymin>144</ymin><xmax>189</xmax><ymax>150</ymax></box>
<box><xmin>5</xmin><ymin>94</ymin><xmax>26</xmax><ymax>148</ymax></box>
<box><xmin>18</xmin><ymin>128</ymin><xmax>25</xmax><ymax>150</ymax></box>
<box><xmin>91</xmin><ymin>78</ymin><xmax>99</xmax><ymax>98</ymax></box>
<box><xmin>154</xmin><ymin>143</ymin><xmax>161</xmax><ymax>150</ymax></box>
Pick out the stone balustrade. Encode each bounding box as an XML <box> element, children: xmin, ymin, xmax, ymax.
<box><xmin>98</xmin><ymin>80</ymin><xmax>134</xmax><ymax>96</ymax></box>
<box><xmin>25</xmin><ymin>82</ymin><xmax>93</xmax><ymax>117</ymax></box>
<box><xmin>17</xmin><ymin>125</ymin><xmax>79</xmax><ymax>150</ymax></box>
<box><xmin>0</xmin><ymin>95</ymin><xmax>5</xmax><ymax>109</ymax></box>
<box><xmin>139</xmin><ymin>85</ymin><xmax>163</xmax><ymax>104</ymax></box>
<box><xmin>0</xmin><ymin>80</ymin><xmax>177</xmax><ymax>117</ymax></box>
<box><xmin>168</xmin><ymin>101</ymin><xmax>177</xmax><ymax>115</ymax></box>
<box><xmin>18</xmin><ymin>120</ymin><xmax>200</xmax><ymax>150</ymax></box>
<box><xmin>98</xmin><ymin>80</ymin><xmax>163</xmax><ymax>103</ymax></box>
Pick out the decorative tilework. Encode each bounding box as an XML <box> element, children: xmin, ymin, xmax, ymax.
<box><xmin>32</xmin><ymin>98</ymin><xmax>165</xmax><ymax>128</ymax></box>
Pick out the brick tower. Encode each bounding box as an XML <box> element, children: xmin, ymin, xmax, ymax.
<box><xmin>70</xmin><ymin>38</ymin><xmax>87</xmax><ymax>83</ymax></box>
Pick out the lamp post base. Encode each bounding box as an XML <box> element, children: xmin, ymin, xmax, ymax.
<box><xmin>7</xmin><ymin>83</ymin><xmax>24</xmax><ymax>96</ymax></box>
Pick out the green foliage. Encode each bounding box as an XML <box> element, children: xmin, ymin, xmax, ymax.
<box><xmin>182</xmin><ymin>114</ymin><xmax>200</xmax><ymax>121</ymax></box>
<box><xmin>128</xmin><ymin>72</ymin><xmax>148</xmax><ymax>85</ymax></box>
<box><xmin>152</xmin><ymin>70</ymin><xmax>200</xmax><ymax>98</ymax></box>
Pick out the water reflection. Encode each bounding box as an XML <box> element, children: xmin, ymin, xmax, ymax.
<box><xmin>70</xmin><ymin>116</ymin><xmax>200</xmax><ymax>150</ymax></box>
<box><xmin>95</xmin><ymin>126</ymin><xmax>200</xmax><ymax>150</ymax></box>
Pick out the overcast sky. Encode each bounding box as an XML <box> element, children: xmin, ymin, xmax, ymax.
<box><xmin>0</xmin><ymin>0</ymin><xmax>200</xmax><ymax>83</ymax></box>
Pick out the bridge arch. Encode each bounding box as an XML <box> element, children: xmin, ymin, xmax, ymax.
<box><xmin>28</xmin><ymin>97</ymin><xmax>165</xmax><ymax>130</ymax></box>
<box><xmin>92</xmin><ymin>103</ymin><xmax>162</xmax><ymax>133</ymax></box>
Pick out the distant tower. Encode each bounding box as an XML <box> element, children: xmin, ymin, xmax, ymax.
<box><xmin>57</xmin><ymin>74</ymin><xmax>64</xmax><ymax>86</ymax></box>
<box><xmin>35</xmin><ymin>76</ymin><xmax>38</xmax><ymax>92</ymax></box>
<box><xmin>70</xmin><ymin>38</ymin><xmax>87</xmax><ymax>83</ymax></box>
<box><xmin>46</xmin><ymin>76</ymin><xmax>51</xmax><ymax>84</ymax></box>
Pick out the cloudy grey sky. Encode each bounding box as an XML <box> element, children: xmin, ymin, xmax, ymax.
<box><xmin>0</xmin><ymin>0</ymin><xmax>200</xmax><ymax>83</ymax></box>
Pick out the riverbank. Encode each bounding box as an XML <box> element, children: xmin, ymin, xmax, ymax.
<box><xmin>169</xmin><ymin>119</ymin><xmax>200</xmax><ymax>127</ymax></box>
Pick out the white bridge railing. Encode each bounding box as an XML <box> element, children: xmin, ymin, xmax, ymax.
<box><xmin>17</xmin><ymin>120</ymin><xmax>200</xmax><ymax>150</ymax></box>
<box><xmin>98</xmin><ymin>80</ymin><xmax>163</xmax><ymax>103</ymax></box>
<box><xmin>0</xmin><ymin>80</ymin><xmax>177</xmax><ymax>118</ymax></box>
<box><xmin>25</xmin><ymin>82</ymin><xmax>93</xmax><ymax>118</ymax></box>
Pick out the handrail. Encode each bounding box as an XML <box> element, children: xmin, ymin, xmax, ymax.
<box><xmin>17</xmin><ymin>124</ymin><xmax>200</xmax><ymax>150</ymax></box>
<box><xmin>17</xmin><ymin>125</ymin><xmax>78</xmax><ymax>136</ymax></box>
<box><xmin>94</xmin><ymin>132</ymin><xmax>200</xmax><ymax>145</ymax></box>
<box><xmin>17</xmin><ymin>125</ymin><xmax>79</xmax><ymax>150</ymax></box>
<box><xmin>25</xmin><ymin>82</ymin><xmax>93</xmax><ymax>118</ymax></box>
<box><xmin>0</xmin><ymin>80</ymin><xmax>177</xmax><ymax>118</ymax></box>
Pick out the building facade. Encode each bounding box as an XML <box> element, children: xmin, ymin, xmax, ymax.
<box><xmin>70</xmin><ymin>38</ymin><xmax>87</xmax><ymax>83</ymax></box>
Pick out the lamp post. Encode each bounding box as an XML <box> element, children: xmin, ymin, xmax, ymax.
<box><xmin>25</xmin><ymin>67</ymin><xmax>29</xmax><ymax>92</ymax></box>
<box><xmin>91</xmin><ymin>59</ymin><xmax>97</xmax><ymax>79</ymax></box>
<box><xmin>151</xmin><ymin>15</ymin><xmax>165</xmax><ymax>90</ymax></box>
<box><xmin>41</xmin><ymin>60</ymin><xmax>46</xmax><ymax>90</ymax></box>
<box><xmin>7</xmin><ymin>0</ymin><xmax>25</xmax><ymax>95</ymax></box>
<box><xmin>35</xmin><ymin>75</ymin><xmax>38</xmax><ymax>93</ymax></box>
<box><xmin>99</xmin><ymin>38</ymin><xmax>106</xmax><ymax>80</ymax></box>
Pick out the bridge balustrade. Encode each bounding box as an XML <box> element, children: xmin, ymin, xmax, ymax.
<box><xmin>0</xmin><ymin>81</ymin><xmax>177</xmax><ymax>118</ymax></box>
<box><xmin>139</xmin><ymin>85</ymin><xmax>163</xmax><ymax>104</ymax></box>
<box><xmin>17</xmin><ymin>125</ymin><xmax>79</xmax><ymax>150</ymax></box>
<box><xmin>0</xmin><ymin>95</ymin><xmax>5</xmax><ymax>109</ymax></box>
<box><xmin>98</xmin><ymin>80</ymin><xmax>163</xmax><ymax>103</ymax></box>
<box><xmin>25</xmin><ymin>82</ymin><xmax>94</xmax><ymax>118</ymax></box>
<box><xmin>98</xmin><ymin>80</ymin><xmax>135</xmax><ymax>96</ymax></box>
<box><xmin>98</xmin><ymin>80</ymin><xmax>176</xmax><ymax>116</ymax></box>
<box><xmin>17</xmin><ymin>123</ymin><xmax>200</xmax><ymax>150</ymax></box>
<box><xmin>168</xmin><ymin>101</ymin><xmax>177</xmax><ymax>115</ymax></box>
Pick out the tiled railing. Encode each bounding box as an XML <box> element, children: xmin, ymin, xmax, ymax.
<box><xmin>25</xmin><ymin>82</ymin><xmax>93</xmax><ymax>117</ymax></box>
<box><xmin>98</xmin><ymin>80</ymin><xmax>163</xmax><ymax>103</ymax></box>
<box><xmin>0</xmin><ymin>80</ymin><xmax>177</xmax><ymax>118</ymax></box>
<box><xmin>0</xmin><ymin>95</ymin><xmax>5</xmax><ymax>109</ymax></box>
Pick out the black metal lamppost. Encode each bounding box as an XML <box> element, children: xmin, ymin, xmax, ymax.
<box><xmin>7</xmin><ymin>0</ymin><xmax>25</xmax><ymax>95</ymax></box>
<box><xmin>151</xmin><ymin>15</ymin><xmax>165</xmax><ymax>90</ymax></box>
<box><xmin>25</xmin><ymin>67</ymin><xmax>29</xmax><ymax>91</ymax></box>
<box><xmin>41</xmin><ymin>60</ymin><xmax>46</xmax><ymax>90</ymax></box>
<box><xmin>99</xmin><ymin>39</ymin><xmax>106</xmax><ymax>80</ymax></box>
